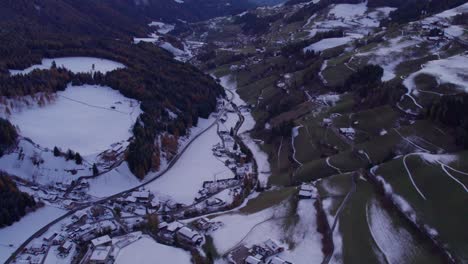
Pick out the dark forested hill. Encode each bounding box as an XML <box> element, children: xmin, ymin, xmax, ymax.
<box><xmin>0</xmin><ymin>173</ymin><xmax>36</xmax><ymax>227</ymax></box>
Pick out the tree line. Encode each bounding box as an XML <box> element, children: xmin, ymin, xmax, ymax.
<box><xmin>0</xmin><ymin>173</ymin><xmax>37</xmax><ymax>227</ymax></box>
<box><xmin>0</xmin><ymin>118</ymin><xmax>18</xmax><ymax>157</ymax></box>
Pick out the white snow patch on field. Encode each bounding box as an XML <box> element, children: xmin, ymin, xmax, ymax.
<box><xmin>149</xmin><ymin>21</ymin><xmax>175</xmax><ymax>34</ymax></box>
<box><xmin>281</xmin><ymin>200</ymin><xmax>323</xmax><ymax>264</ymax></box>
<box><xmin>357</xmin><ymin>37</ymin><xmax>421</xmax><ymax>81</ymax></box>
<box><xmin>0</xmin><ymin>206</ymin><xmax>66</xmax><ymax>263</ymax></box>
<box><xmin>403</xmin><ymin>55</ymin><xmax>468</xmax><ymax>93</ymax></box>
<box><xmin>419</xmin><ymin>153</ymin><xmax>458</xmax><ymax>165</ymax></box>
<box><xmin>211</xmin><ymin>202</ymin><xmax>288</xmax><ymax>255</ymax></box>
<box><xmin>87</xmin><ymin>115</ymin><xmax>216</xmax><ymax>198</ymax></box>
<box><xmin>9</xmin><ymin>57</ymin><xmax>125</xmax><ymax>76</ymax></box>
<box><xmin>8</xmin><ymin>84</ymin><xmax>141</xmax><ymax>156</ymax></box>
<box><xmin>115</xmin><ymin>236</ymin><xmax>191</xmax><ymax>264</ymax></box>
<box><xmin>304</xmin><ymin>34</ymin><xmax>362</xmax><ymax>53</ymax></box>
<box><xmin>0</xmin><ymin>140</ymin><xmax>91</xmax><ymax>185</ymax></box>
<box><xmin>147</xmin><ymin>115</ymin><xmax>234</xmax><ymax>205</ymax></box>
<box><xmin>367</xmin><ymin>198</ymin><xmax>428</xmax><ymax>264</ymax></box>
<box><xmin>87</xmin><ymin>162</ymin><xmax>140</xmax><ymax>197</ymax></box>
<box><xmin>328</xmin><ymin>2</ymin><xmax>367</xmax><ymax>19</ymax></box>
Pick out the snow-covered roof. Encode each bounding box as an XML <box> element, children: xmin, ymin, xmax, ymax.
<box><xmin>177</xmin><ymin>226</ymin><xmax>198</xmax><ymax>239</ymax></box>
<box><xmin>167</xmin><ymin>221</ymin><xmax>184</xmax><ymax>232</ymax></box>
<box><xmin>90</xmin><ymin>246</ymin><xmax>112</xmax><ymax>261</ymax></box>
<box><xmin>125</xmin><ymin>196</ymin><xmax>137</xmax><ymax>203</ymax></box>
<box><xmin>61</xmin><ymin>241</ymin><xmax>73</xmax><ymax>250</ymax></box>
<box><xmin>91</xmin><ymin>235</ymin><xmax>111</xmax><ymax>247</ymax></box>
<box><xmin>73</xmin><ymin>211</ymin><xmax>87</xmax><ymax>219</ymax></box>
<box><xmin>245</xmin><ymin>256</ymin><xmax>263</xmax><ymax>264</ymax></box>
<box><xmin>132</xmin><ymin>191</ymin><xmax>150</xmax><ymax>199</ymax></box>
<box><xmin>269</xmin><ymin>257</ymin><xmax>289</xmax><ymax>264</ymax></box>
<box><xmin>339</xmin><ymin>127</ymin><xmax>355</xmax><ymax>134</ymax></box>
<box><xmin>264</xmin><ymin>239</ymin><xmax>281</xmax><ymax>252</ymax></box>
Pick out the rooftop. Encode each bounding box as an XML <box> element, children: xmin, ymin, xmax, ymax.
<box><xmin>90</xmin><ymin>246</ymin><xmax>112</xmax><ymax>261</ymax></box>
<box><xmin>91</xmin><ymin>235</ymin><xmax>112</xmax><ymax>247</ymax></box>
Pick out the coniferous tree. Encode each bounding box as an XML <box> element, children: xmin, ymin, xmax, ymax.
<box><xmin>53</xmin><ymin>146</ymin><xmax>60</xmax><ymax>157</ymax></box>
<box><xmin>92</xmin><ymin>163</ymin><xmax>99</xmax><ymax>176</ymax></box>
<box><xmin>74</xmin><ymin>152</ymin><xmax>83</xmax><ymax>165</ymax></box>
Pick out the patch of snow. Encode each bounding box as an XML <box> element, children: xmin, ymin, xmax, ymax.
<box><xmin>211</xmin><ymin>202</ymin><xmax>289</xmax><ymax>255</ymax></box>
<box><xmin>403</xmin><ymin>54</ymin><xmax>468</xmax><ymax>93</ymax></box>
<box><xmin>115</xmin><ymin>236</ymin><xmax>191</xmax><ymax>264</ymax></box>
<box><xmin>148</xmin><ymin>21</ymin><xmax>175</xmax><ymax>34</ymax></box>
<box><xmin>0</xmin><ymin>206</ymin><xmax>66</xmax><ymax>263</ymax></box>
<box><xmin>87</xmin><ymin>162</ymin><xmax>140</xmax><ymax>197</ymax></box>
<box><xmin>9</xmin><ymin>57</ymin><xmax>125</xmax><ymax>76</ymax></box>
<box><xmin>328</xmin><ymin>2</ymin><xmax>367</xmax><ymax>19</ymax></box>
<box><xmin>304</xmin><ymin>34</ymin><xmax>362</xmax><ymax>53</ymax></box>
<box><xmin>7</xmin><ymin>84</ymin><xmax>141</xmax><ymax>156</ymax></box>
<box><xmin>280</xmin><ymin>200</ymin><xmax>323</xmax><ymax>264</ymax></box>
<box><xmin>367</xmin><ymin>198</ymin><xmax>426</xmax><ymax>263</ymax></box>
<box><xmin>146</xmin><ymin>115</ymin><xmax>233</xmax><ymax>205</ymax></box>
<box><xmin>0</xmin><ymin>140</ymin><xmax>91</xmax><ymax>185</ymax></box>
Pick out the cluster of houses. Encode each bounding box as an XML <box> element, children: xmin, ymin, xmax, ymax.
<box><xmin>82</xmin><ymin>231</ymin><xmax>146</xmax><ymax>264</ymax></box>
<box><xmin>227</xmin><ymin>239</ymin><xmax>293</xmax><ymax>264</ymax></box>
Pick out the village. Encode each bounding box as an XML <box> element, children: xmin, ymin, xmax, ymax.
<box><xmin>7</xmin><ymin>93</ymin><xmax>298</xmax><ymax>264</ymax></box>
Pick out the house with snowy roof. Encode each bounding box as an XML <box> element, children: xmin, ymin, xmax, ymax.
<box><xmin>245</xmin><ymin>256</ymin><xmax>263</xmax><ymax>264</ymax></box>
<box><xmin>89</xmin><ymin>246</ymin><xmax>112</xmax><ymax>264</ymax></box>
<box><xmin>91</xmin><ymin>235</ymin><xmax>112</xmax><ymax>248</ymax></box>
<box><xmin>177</xmin><ymin>226</ymin><xmax>203</xmax><ymax>245</ymax></box>
<box><xmin>268</xmin><ymin>257</ymin><xmax>292</xmax><ymax>264</ymax></box>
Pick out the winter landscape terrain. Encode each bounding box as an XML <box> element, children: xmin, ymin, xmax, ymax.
<box><xmin>0</xmin><ymin>0</ymin><xmax>467</xmax><ymax>264</ymax></box>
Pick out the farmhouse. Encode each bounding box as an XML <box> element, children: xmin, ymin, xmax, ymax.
<box><xmin>72</xmin><ymin>211</ymin><xmax>88</xmax><ymax>222</ymax></box>
<box><xmin>245</xmin><ymin>256</ymin><xmax>263</xmax><ymax>264</ymax></box>
<box><xmin>59</xmin><ymin>241</ymin><xmax>73</xmax><ymax>255</ymax></box>
<box><xmin>29</xmin><ymin>241</ymin><xmax>46</xmax><ymax>255</ymax></box>
<box><xmin>268</xmin><ymin>257</ymin><xmax>292</xmax><ymax>264</ymax></box>
<box><xmin>88</xmin><ymin>246</ymin><xmax>112</xmax><ymax>264</ymax></box>
<box><xmin>131</xmin><ymin>191</ymin><xmax>150</xmax><ymax>201</ymax></box>
<box><xmin>43</xmin><ymin>232</ymin><xmax>57</xmax><ymax>243</ymax></box>
<box><xmin>177</xmin><ymin>226</ymin><xmax>203</xmax><ymax>245</ymax></box>
<box><xmin>91</xmin><ymin>235</ymin><xmax>112</xmax><ymax>248</ymax></box>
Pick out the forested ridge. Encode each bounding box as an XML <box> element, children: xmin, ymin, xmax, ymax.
<box><xmin>0</xmin><ymin>0</ymin><xmax>226</xmax><ymax>178</ymax></box>
<box><xmin>0</xmin><ymin>173</ymin><xmax>37</xmax><ymax>227</ymax></box>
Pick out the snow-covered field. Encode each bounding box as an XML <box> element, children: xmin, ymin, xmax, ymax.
<box><xmin>146</xmin><ymin>115</ymin><xmax>234</xmax><ymax>205</ymax></box>
<box><xmin>281</xmin><ymin>200</ymin><xmax>323</xmax><ymax>264</ymax></box>
<box><xmin>367</xmin><ymin>198</ymin><xmax>428</xmax><ymax>263</ymax></box>
<box><xmin>356</xmin><ymin>36</ymin><xmax>422</xmax><ymax>81</ymax></box>
<box><xmin>115</xmin><ymin>236</ymin><xmax>191</xmax><ymax>264</ymax></box>
<box><xmin>0</xmin><ymin>140</ymin><xmax>91</xmax><ymax>185</ymax></box>
<box><xmin>8</xmin><ymin>84</ymin><xmax>141</xmax><ymax>156</ymax></box>
<box><xmin>9</xmin><ymin>57</ymin><xmax>125</xmax><ymax>76</ymax></box>
<box><xmin>304</xmin><ymin>34</ymin><xmax>362</xmax><ymax>53</ymax></box>
<box><xmin>87</xmin><ymin>114</ymin><xmax>218</xmax><ymax>198</ymax></box>
<box><xmin>87</xmin><ymin>162</ymin><xmax>140</xmax><ymax>197</ymax></box>
<box><xmin>211</xmin><ymin>202</ymin><xmax>289</xmax><ymax>255</ymax></box>
<box><xmin>149</xmin><ymin>21</ymin><xmax>175</xmax><ymax>34</ymax></box>
<box><xmin>403</xmin><ymin>55</ymin><xmax>468</xmax><ymax>93</ymax></box>
<box><xmin>0</xmin><ymin>206</ymin><xmax>66</xmax><ymax>263</ymax></box>
<box><xmin>328</xmin><ymin>2</ymin><xmax>367</xmax><ymax>19</ymax></box>
<box><xmin>211</xmin><ymin>199</ymin><xmax>322</xmax><ymax>263</ymax></box>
